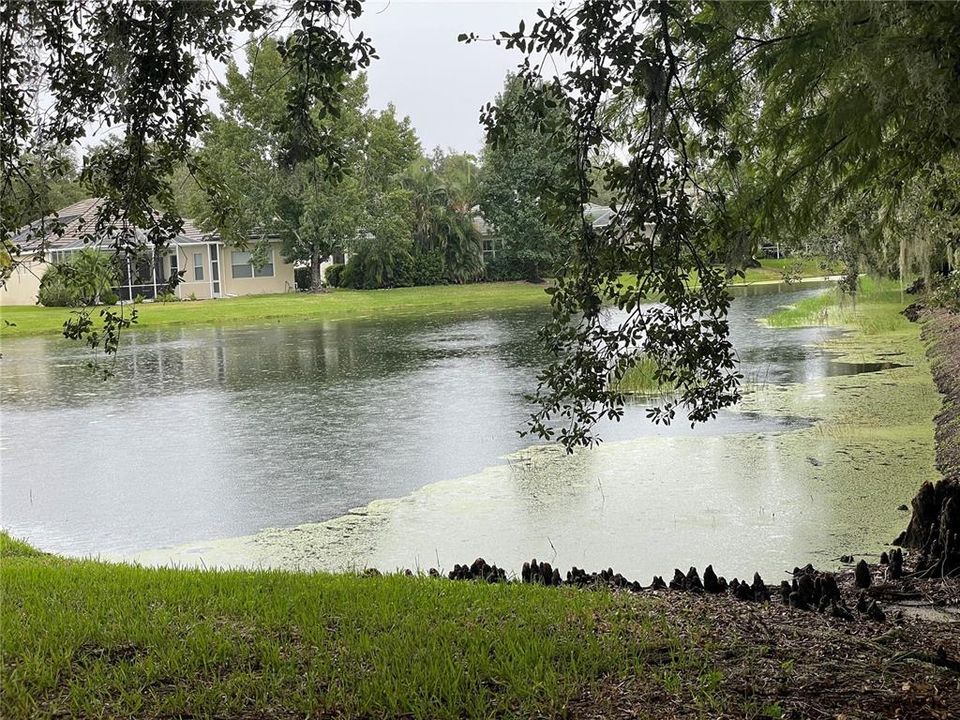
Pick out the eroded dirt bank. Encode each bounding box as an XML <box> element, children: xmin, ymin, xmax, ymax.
<box><xmin>894</xmin><ymin>309</ymin><xmax>960</xmax><ymax>578</ymax></box>
<box><xmin>923</xmin><ymin>308</ymin><xmax>960</xmax><ymax>479</ymax></box>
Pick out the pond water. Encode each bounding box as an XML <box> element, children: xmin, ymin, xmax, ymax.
<box><xmin>0</xmin><ymin>282</ymin><xmax>937</xmax><ymax>579</ymax></box>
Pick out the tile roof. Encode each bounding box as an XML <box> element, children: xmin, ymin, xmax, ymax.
<box><xmin>11</xmin><ymin>198</ymin><xmax>217</xmax><ymax>253</ymax></box>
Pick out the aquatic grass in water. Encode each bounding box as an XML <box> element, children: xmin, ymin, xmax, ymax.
<box><xmin>613</xmin><ymin>355</ymin><xmax>675</xmax><ymax>395</ymax></box>
<box><xmin>765</xmin><ymin>277</ymin><xmax>908</xmax><ymax>334</ymax></box>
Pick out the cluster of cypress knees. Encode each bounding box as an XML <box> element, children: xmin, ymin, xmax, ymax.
<box><xmin>423</xmin><ymin>554</ymin><xmax>896</xmax><ymax>623</ymax></box>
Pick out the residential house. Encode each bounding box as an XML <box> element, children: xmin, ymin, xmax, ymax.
<box><xmin>1</xmin><ymin>198</ymin><xmax>298</xmax><ymax>305</ymax></box>
<box><xmin>472</xmin><ymin>202</ymin><xmax>621</xmax><ymax>264</ymax></box>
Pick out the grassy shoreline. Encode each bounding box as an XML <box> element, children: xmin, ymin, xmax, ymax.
<box><xmin>4</xmin><ymin>529</ymin><xmax>959</xmax><ymax>719</ymax></box>
<box><xmin>0</xmin><ymin>258</ymin><xmax>838</xmax><ymax>340</ymax></box>
<box><xmin>0</xmin><ymin>532</ymin><xmax>717</xmax><ymax>719</ymax></box>
<box><xmin>0</xmin><ymin>282</ymin><xmax>553</xmax><ymax>340</ymax></box>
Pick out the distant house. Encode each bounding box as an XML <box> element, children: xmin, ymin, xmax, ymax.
<box><xmin>471</xmin><ymin>202</ymin><xmax>622</xmax><ymax>264</ymax></box>
<box><xmin>471</xmin><ymin>213</ymin><xmax>498</xmax><ymax>263</ymax></box>
<box><xmin>1</xmin><ymin>198</ymin><xmax>297</xmax><ymax>305</ymax></box>
<box><xmin>583</xmin><ymin>202</ymin><xmax>616</xmax><ymax>229</ymax></box>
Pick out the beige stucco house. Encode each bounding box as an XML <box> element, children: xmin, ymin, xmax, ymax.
<box><xmin>1</xmin><ymin>198</ymin><xmax>297</xmax><ymax>305</ymax></box>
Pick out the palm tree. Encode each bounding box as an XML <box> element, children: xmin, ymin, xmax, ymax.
<box><xmin>400</xmin><ymin>157</ymin><xmax>483</xmax><ymax>282</ymax></box>
<box><xmin>68</xmin><ymin>248</ymin><xmax>119</xmax><ymax>304</ymax></box>
<box><xmin>437</xmin><ymin>207</ymin><xmax>483</xmax><ymax>283</ymax></box>
<box><xmin>401</xmin><ymin>159</ymin><xmax>447</xmax><ymax>254</ymax></box>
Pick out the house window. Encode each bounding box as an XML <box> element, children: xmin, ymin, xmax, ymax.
<box><xmin>50</xmin><ymin>249</ymin><xmax>77</xmax><ymax>264</ymax></box>
<box><xmin>169</xmin><ymin>251</ymin><xmax>179</xmax><ymax>278</ymax></box>
<box><xmin>255</xmin><ymin>250</ymin><xmax>274</xmax><ymax>278</ymax></box>
<box><xmin>231</xmin><ymin>251</ymin><xmax>253</xmax><ymax>278</ymax></box>
<box><xmin>231</xmin><ymin>250</ymin><xmax>274</xmax><ymax>278</ymax></box>
<box><xmin>194</xmin><ymin>253</ymin><xmax>204</xmax><ymax>281</ymax></box>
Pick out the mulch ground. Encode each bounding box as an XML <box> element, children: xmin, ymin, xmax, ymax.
<box><xmin>573</xmin><ymin>585</ymin><xmax>960</xmax><ymax>719</ymax></box>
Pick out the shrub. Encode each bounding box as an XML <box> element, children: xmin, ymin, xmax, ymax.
<box><xmin>324</xmin><ymin>263</ymin><xmax>345</xmax><ymax>288</ymax></box>
<box><xmin>38</xmin><ymin>266</ymin><xmax>81</xmax><ymax>307</ymax></box>
<box><xmin>392</xmin><ymin>254</ymin><xmax>416</xmax><ymax>287</ymax></box>
<box><xmin>38</xmin><ymin>249</ymin><xmax>121</xmax><ymax>306</ymax></box>
<box><xmin>156</xmin><ymin>291</ymin><xmax>179</xmax><ymax>303</ymax></box>
<box><xmin>931</xmin><ymin>271</ymin><xmax>960</xmax><ymax>312</ymax></box>
<box><xmin>340</xmin><ymin>259</ymin><xmax>361</xmax><ymax>289</ymax></box>
<box><xmin>412</xmin><ymin>250</ymin><xmax>445</xmax><ymax>286</ymax></box>
<box><xmin>294</xmin><ymin>266</ymin><xmax>312</xmax><ymax>290</ymax></box>
<box><xmin>483</xmin><ymin>254</ymin><xmax>525</xmax><ymax>282</ymax></box>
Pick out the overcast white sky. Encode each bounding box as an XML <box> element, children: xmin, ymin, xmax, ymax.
<box><xmin>79</xmin><ymin>2</ymin><xmax>552</xmax><ymax>156</ymax></box>
<box><xmin>341</xmin><ymin>1</ymin><xmax>549</xmax><ymax>154</ymax></box>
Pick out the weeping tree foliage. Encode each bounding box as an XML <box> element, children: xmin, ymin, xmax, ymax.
<box><xmin>465</xmin><ymin>0</ymin><xmax>960</xmax><ymax>450</ymax></box>
<box><xmin>1</xmin><ymin>0</ymin><xmax>375</xmax><ymax>354</ymax></box>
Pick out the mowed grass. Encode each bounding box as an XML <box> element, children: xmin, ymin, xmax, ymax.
<box><xmin>765</xmin><ymin>276</ymin><xmax>911</xmax><ymax>335</ymax></box>
<box><xmin>0</xmin><ymin>258</ymin><xmax>839</xmax><ymax>340</ymax></box>
<box><xmin>733</xmin><ymin>256</ymin><xmax>842</xmax><ymax>284</ymax></box>
<box><xmin>0</xmin><ymin>282</ymin><xmax>552</xmax><ymax>339</ymax></box>
<box><xmin>0</xmin><ymin>533</ymin><xmax>719</xmax><ymax>720</ymax></box>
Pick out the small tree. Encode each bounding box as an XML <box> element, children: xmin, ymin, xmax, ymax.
<box><xmin>402</xmin><ymin>153</ymin><xmax>484</xmax><ymax>283</ymax></box>
<box><xmin>479</xmin><ymin>75</ymin><xmax>576</xmax><ymax>283</ymax></box>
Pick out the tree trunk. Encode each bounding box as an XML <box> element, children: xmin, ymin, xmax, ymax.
<box><xmin>893</xmin><ymin>477</ymin><xmax>960</xmax><ymax>577</ymax></box>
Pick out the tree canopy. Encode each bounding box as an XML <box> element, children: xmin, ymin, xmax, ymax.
<box><xmin>2</xmin><ymin>0</ymin><xmax>375</xmax><ymax>347</ymax></box>
<box><xmin>478</xmin><ymin>74</ymin><xmax>577</xmax><ymax>283</ymax></box>
<box><xmin>466</xmin><ymin>0</ymin><xmax>960</xmax><ymax>449</ymax></box>
<box><xmin>188</xmin><ymin>39</ymin><xmax>379</xmax><ymax>290</ymax></box>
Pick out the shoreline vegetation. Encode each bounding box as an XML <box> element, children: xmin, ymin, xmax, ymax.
<box><xmin>765</xmin><ymin>275</ymin><xmax>909</xmax><ymax>334</ymax></box>
<box><xmin>3</xmin><ymin>272</ymin><xmax>959</xmax><ymax>719</ymax></box>
<box><xmin>0</xmin><ymin>258</ymin><xmax>839</xmax><ymax>340</ymax></box>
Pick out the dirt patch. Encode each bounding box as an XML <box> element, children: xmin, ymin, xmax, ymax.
<box><xmin>571</xmin><ymin>592</ymin><xmax>960</xmax><ymax>719</ymax></box>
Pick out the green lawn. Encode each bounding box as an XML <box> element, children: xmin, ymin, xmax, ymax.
<box><xmin>0</xmin><ymin>533</ymin><xmax>722</xmax><ymax>720</ymax></box>
<box><xmin>0</xmin><ymin>258</ymin><xmax>840</xmax><ymax>341</ymax></box>
<box><xmin>0</xmin><ymin>282</ymin><xmax>552</xmax><ymax>339</ymax></box>
<box><xmin>615</xmin><ymin>256</ymin><xmax>840</xmax><ymax>294</ymax></box>
<box><xmin>735</xmin><ymin>256</ymin><xmax>842</xmax><ymax>284</ymax></box>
